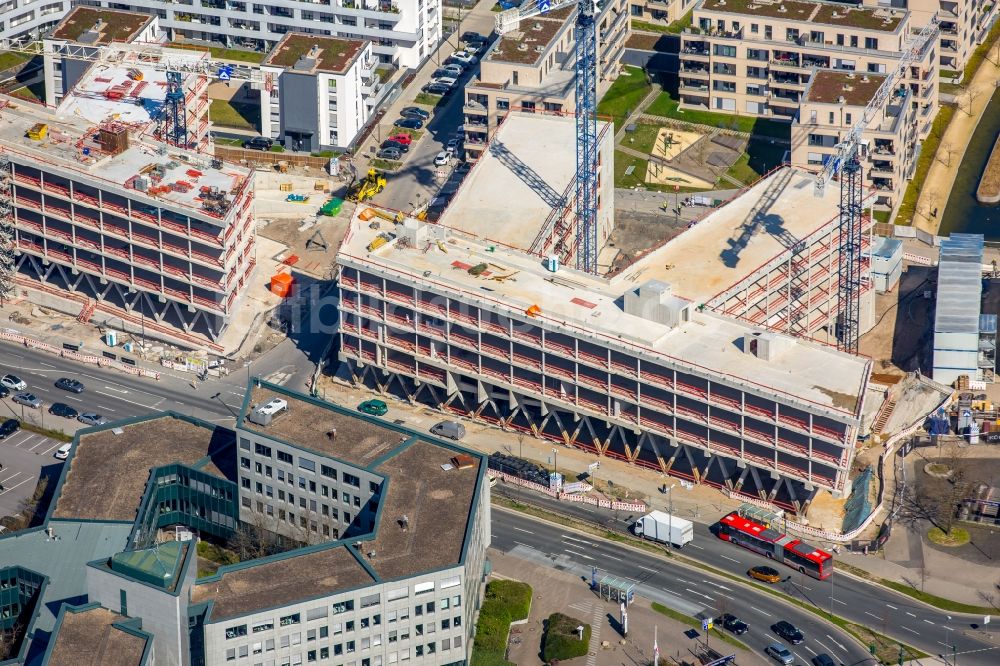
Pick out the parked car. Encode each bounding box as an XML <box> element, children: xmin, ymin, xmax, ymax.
<box><xmin>765</xmin><ymin>644</ymin><xmax>794</xmax><ymax>665</ymax></box>
<box><xmin>748</xmin><ymin>565</ymin><xmax>782</xmax><ymax>583</ymax></box>
<box><xmin>440</xmin><ymin>64</ymin><xmax>464</xmax><ymax>76</ymax></box>
<box><xmin>434</xmin><ymin>151</ymin><xmax>451</xmax><ymax>167</ymax></box>
<box><xmin>49</xmin><ymin>402</ymin><xmax>79</xmax><ymax>419</ymax></box>
<box><xmin>1</xmin><ymin>374</ymin><xmax>26</xmax><ymax>391</ymax></box>
<box><xmin>55</xmin><ymin>377</ymin><xmax>85</xmax><ymax>393</ymax></box>
<box><xmin>0</xmin><ymin>385</ymin><xmax>8</xmax><ymax>399</ymax></box>
<box><xmin>811</xmin><ymin>655</ymin><xmax>836</xmax><ymax>666</ymax></box>
<box><xmin>431</xmin><ymin>76</ymin><xmax>458</xmax><ymax>87</ymax></box>
<box><xmin>358</xmin><ymin>399</ymin><xmax>388</xmax><ymax>416</ymax></box>
<box><xmin>446</xmin><ymin>137</ymin><xmax>462</xmax><ymax>154</ymax></box>
<box><xmin>455</xmin><ymin>161</ymin><xmax>473</xmax><ymax>174</ymax></box>
<box><xmin>12</xmin><ymin>392</ymin><xmax>41</xmax><ymax>408</ymax></box>
<box><xmin>54</xmin><ymin>443</ymin><xmax>73</xmax><ymax>460</ymax></box>
<box><xmin>394</xmin><ymin>117</ymin><xmax>424</xmax><ymax>130</ymax></box>
<box><xmin>430</xmin><ymin>420</ymin><xmax>465</xmax><ymax>440</ymax></box>
<box><xmin>461</xmin><ymin>31</ymin><xmax>486</xmax><ymax>43</ymax></box>
<box><xmin>401</xmin><ymin>106</ymin><xmax>431</xmax><ymax>120</ymax></box>
<box><xmin>78</xmin><ymin>412</ymin><xmax>108</xmax><ymax>426</ymax></box>
<box><xmin>377</xmin><ymin>147</ymin><xmax>403</xmax><ymax>160</ymax></box>
<box><xmin>771</xmin><ymin>621</ymin><xmax>803</xmax><ymax>645</ymax></box>
<box><xmin>0</xmin><ymin>418</ymin><xmax>18</xmax><ymax>439</ymax></box>
<box><xmin>449</xmin><ymin>51</ymin><xmax>477</xmax><ymax>65</ymax></box>
<box><xmin>243</xmin><ymin>136</ymin><xmax>274</xmax><ymax>151</ymax></box>
<box><xmin>381</xmin><ymin>140</ymin><xmax>410</xmax><ymax>154</ymax></box>
<box><xmin>424</xmin><ymin>83</ymin><xmax>453</xmax><ymax>96</ymax></box>
<box><xmin>388</xmin><ymin>133</ymin><xmax>413</xmax><ymax>146</ymax></box>
<box><xmin>718</xmin><ymin>614</ymin><xmax>748</xmax><ymax>635</ymax></box>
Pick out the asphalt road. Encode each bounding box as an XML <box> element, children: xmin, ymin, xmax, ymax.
<box><xmin>492</xmin><ymin>508</ymin><xmax>870</xmax><ymax>666</ymax></box>
<box><xmin>494</xmin><ymin>484</ymin><xmax>1000</xmax><ymax>665</ymax></box>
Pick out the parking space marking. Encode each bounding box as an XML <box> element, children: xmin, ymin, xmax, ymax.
<box><xmin>0</xmin><ymin>475</ymin><xmax>34</xmax><ymax>495</ymax></box>
<box><xmin>39</xmin><ymin>441</ymin><xmax>63</xmax><ymax>455</ymax></box>
<box><xmin>29</xmin><ymin>437</ymin><xmax>51</xmax><ymax>451</ymax></box>
<box><xmin>16</xmin><ymin>434</ymin><xmax>39</xmax><ymax>448</ymax></box>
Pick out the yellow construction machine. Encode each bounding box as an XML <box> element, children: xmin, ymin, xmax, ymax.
<box><xmin>347</xmin><ymin>168</ymin><xmax>387</xmax><ymax>202</ymax></box>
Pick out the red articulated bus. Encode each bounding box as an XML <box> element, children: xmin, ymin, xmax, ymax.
<box><xmin>717</xmin><ymin>511</ymin><xmax>833</xmax><ymax>580</ymax></box>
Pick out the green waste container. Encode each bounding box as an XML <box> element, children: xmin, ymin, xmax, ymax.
<box><xmin>320</xmin><ymin>197</ymin><xmax>344</xmax><ymax>216</ymax></box>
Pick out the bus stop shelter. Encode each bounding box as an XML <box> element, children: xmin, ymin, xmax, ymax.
<box><xmin>598</xmin><ymin>575</ymin><xmax>635</xmax><ymax>606</ymax></box>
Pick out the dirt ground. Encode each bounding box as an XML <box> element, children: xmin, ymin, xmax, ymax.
<box><xmin>606</xmin><ymin>213</ymin><xmax>688</xmax><ymax>271</ymax></box>
<box><xmin>256</xmin><ymin>214</ymin><xmax>350</xmax><ymax>279</ymax></box>
<box><xmin>858</xmin><ymin>265</ymin><xmax>936</xmax><ymax>375</ymax></box>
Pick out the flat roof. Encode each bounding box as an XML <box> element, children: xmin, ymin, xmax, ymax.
<box><xmin>698</xmin><ymin>0</ymin><xmax>904</xmax><ymax>32</ymax></box>
<box><xmin>364</xmin><ymin>439</ymin><xmax>481</xmax><ymax>580</ymax></box>
<box><xmin>0</xmin><ymin>89</ymin><xmax>252</xmax><ymax>218</ymax></box>
<box><xmin>488</xmin><ymin>7</ymin><xmax>572</xmax><ymax>65</ymax></box>
<box><xmin>51</xmin><ymin>7</ymin><xmax>153</xmax><ymax>44</ymax></box>
<box><xmin>620</xmin><ymin>167</ymin><xmax>851</xmax><ymax>304</ymax></box>
<box><xmin>191</xmin><ymin>546</ymin><xmax>374</xmax><ymax>621</ymax></box>
<box><xmin>47</xmin><ymin>607</ymin><xmax>148</xmax><ymax>666</ymax></box>
<box><xmin>264</xmin><ymin>33</ymin><xmax>368</xmax><ymax>74</ymax></box>
<box><xmin>243</xmin><ymin>384</ymin><xmax>406</xmax><ymax>467</ymax></box>
<box><xmin>53</xmin><ymin>415</ymin><xmax>236</xmax><ymax>521</ymax></box>
<box><xmin>935</xmin><ymin>233</ymin><xmax>984</xmax><ymax>335</ymax></box>
<box><xmin>340</xmin><ymin>200</ymin><xmax>870</xmax><ymax>416</ymax></box>
<box><xmin>441</xmin><ymin>113</ymin><xmax>609</xmax><ymax>252</ymax></box>
<box><xmin>804</xmin><ymin>70</ymin><xmax>885</xmax><ymax>106</ymax></box>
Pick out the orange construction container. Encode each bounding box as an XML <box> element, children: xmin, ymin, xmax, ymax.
<box><xmin>270</xmin><ymin>272</ymin><xmax>293</xmax><ymax>298</ymax></box>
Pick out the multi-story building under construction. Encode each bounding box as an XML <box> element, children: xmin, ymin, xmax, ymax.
<box><xmin>336</xmin><ymin>165</ymin><xmax>876</xmax><ymax>512</ymax></box>
<box><xmin>0</xmin><ymin>77</ymin><xmax>254</xmax><ymax>347</ymax></box>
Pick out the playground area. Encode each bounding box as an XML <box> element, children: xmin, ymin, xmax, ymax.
<box><xmin>622</xmin><ymin>120</ymin><xmax>747</xmax><ymax>190</ymax></box>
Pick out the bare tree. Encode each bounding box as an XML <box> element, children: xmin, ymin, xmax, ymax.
<box><xmin>905</xmin><ymin>442</ymin><xmax>976</xmax><ymax>536</ymax></box>
<box><xmin>228</xmin><ymin>513</ymin><xmax>281</xmax><ymax>561</ymax></box>
<box><xmin>958</xmin><ymin>87</ymin><xmax>982</xmax><ymax>116</ymax></box>
<box><xmin>919</xmin><ymin>563</ymin><xmax>929</xmax><ymax>592</ymax></box>
<box><xmin>937</xmin><ymin>142</ymin><xmax>956</xmax><ymax>167</ymax></box>
<box><xmin>0</xmin><ymin>621</ymin><xmax>25</xmax><ymax>662</ymax></box>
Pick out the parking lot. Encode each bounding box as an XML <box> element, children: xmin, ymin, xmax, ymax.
<box><xmin>0</xmin><ymin>428</ymin><xmax>65</xmax><ymax>522</ymax></box>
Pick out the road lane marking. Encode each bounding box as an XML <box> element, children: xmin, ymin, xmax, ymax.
<box><xmin>637</xmin><ymin>565</ymin><xmax>657</xmax><ymax>572</ymax></box>
<box><xmin>902</xmin><ymin>626</ymin><xmax>919</xmax><ymax>635</ymax></box>
<box><xmin>923</xmin><ymin>619</ymin><xmax>935</xmax><ymax>625</ymax></box>
<box><xmin>749</xmin><ymin>606</ymin><xmax>769</xmax><ymax>616</ymax></box>
<box><xmin>720</xmin><ymin>554</ymin><xmax>740</xmax><ymax>563</ymax></box>
<box><xmin>603</xmin><ymin>554</ymin><xmax>623</xmax><ymax>562</ymax></box>
<box><xmin>513</xmin><ymin>541</ymin><xmax>532</xmax><ymax>548</ymax></box>
<box><xmin>826</xmin><ymin>635</ymin><xmax>846</xmax><ymax>651</ymax></box>
<box><xmin>562</xmin><ymin>534</ymin><xmax>593</xmax><ymax>545</ymax></box>
<box><xmin>684</xmin><ymin>588</ymin><xmax>713</xmax><ymax>601</ymax></box>
<box><xmin>886</xmin><ymin>604</ymin><xmax>897</xmax><ymax>610</ymax></box>
<box><xmin>906</xmin><ymin>612</ymin><xmax>916</xmax><ymax>617</ymax></box>
<box><xmin>40</xmin><ymin>362</ymin><xmax>56</xmax><ymax>369</ymax></box>
<box><xmin>102</xmin><ymin>386</ymin><xmax>129</xmax><ymax>394</ymax></box>
<box><xmin>687</xmin><ymin>543</ymin><xmax>703</xmax><ymax>549</ymax></box>
<box><xmin>563</xmin><ymin>549</ymin><xmax>594</xmax><ymax>561</ymax></box>
<box><xmin>815</xmin><ymin>640</ymin><xmax>833</xmax><ymax>655</ymax></box>
<box><xmin>865</xmin><ymin>611</ymin><xmax>881</xmax><ymax>620</ymax></box>
<box><xmin>62</xmin><ymin>395</ymin><xmax>83</xmax><ymax>402</ymax></box>
<box><xmin>832</xmin><ymin>598</ymin><xmax>847</xmax><ymax>606</ymax></box>
<box><xmin>512</xmin><ymin>526</ymin><xmax>534</xmax><ymax>534</ymax></box>
<box><xmin>96</xmin><ymin>405</ymin><xmax>116</xmax><ymax>412</ymax></box>
<box><xmin>94</xmin><ymin>391</ymin><xmax>155</xmax><ymax>410</ymax></box>
<box><xmin>702</xmin><ymin>580</ymin><xmax>732</xmax><ymax>591</ymax></box>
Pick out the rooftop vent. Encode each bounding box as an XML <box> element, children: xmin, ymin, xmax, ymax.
<box><xmin>743</xmin><ymin>331</ymin><xmax>793</xmax><ymax>361</ymax></box>
<box><xmin>535</xmin><ymin>45</ymin><xmax>545</xmax><ymax>53</ymax></box>
<box><xmin>399</xmin><ymin>515</ymin><xmax>410</xmax><ymax>531</ymax></box>
<box><xmin>247</xmin><ymin>397</ymin><xmax>288</xmax><ymax>426</ymax></box>
<box><xmin>837</xmin><ymin>95</ymin><xmax>846</xmax><ymax>103</ymax></box>
<box><xmin>451</xmin><ymin>454</ymin><xmax>476</xmax><ymax>470</ymax></box>
<box><xmin>778</xmin><ymin>4</ymin><xmax>787</xmax><ymax>12</ymax></box>
<box><xmin>517</xmin><ymin>43</ymin><xmax>529</xmax><ymax>51</ymax></box>
<box><xmin>861</xmin><ymin>75</ymin><xmax>869</xmax><ymax>82</ymax></box>
<box><xmin>532</xmin><ymin>21</ymin><xmax>543</xmax><ymax>30</ymax></box>
<box><xmin>623</xmin><ymin>280</ymin><xmax>692</xmax><ymax>330</ymax></box>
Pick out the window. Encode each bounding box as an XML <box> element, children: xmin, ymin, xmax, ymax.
<box><xmin>277</xmin><ymin>450</ymin><xmax>293</xmax><ymax>464</ymax></box>
<box><xmin>426</xmin><ymin>601</ymin><xmax>435</xmax><ymax>613</ymax></box>
<box><xmin>226</xmin><ymin>648</ymin><xmax>236</xmax><ymax>661</ymax></box>
<box><xmin>713</xmin><ymin>44</ymin><xmax>736</xmax><ymax>57</ymax></box>
<box><xmin>333</xmin><ymin>600</ymin><xmax>355</xmax><ymax>615</ymax></box>
<box><xmin>255</xmin><ymin>443</ymin><xmax>272</xmax><ymax>457</ymax></box>
<box><xmin>307</xmin><ymin>606</ymin><xmax>328</xmax><ymax>621</ymax></box>
<box><xmin>226</xmin><ymin>624</ymin><xmax>248</xmax><ymax>639</ymax></box>
<box><xmin>300</xmin><ymin>458</ymin><xmax>316</xmax><ymax>473</ymax></box>
<box><xmin>321</xmin><ymin>465</ymin><xmax>337</xmax><ymax>479</ymax></box>
<box><xmin>241</xmin><ymin>457</ymin><xmax>251</xmax><ymax>469</ymax></box>
<box><xmin>278</xmin><ymin>470</ymin><xmax>285</xmax><ymax>481</ymax></box>
<box><xmin>361</xmin><ymin>617</ymin><xmax>370</xmax><ymax>629</ymax></box>
<box><xmin>441</xmin><ymin>618</ymin><xmax>450</xmax><ymax>630</ymax></box>
<box><xmin>255</xmin><ymin>462</ymin><xmax>263</xmax><ymax>474</ymax></box>
<box><xmin>453</xmin><ymin>595</ymin><xmax>461</xmax><ymax>607</ymax></box>
<box><xmin>865</xmin><ymin>37</ymin><xmax>877</xmax><ymax>49</ymax></box>
<box><xmin>361</xmin><ymin>593</ymin><xmax>380</xmax><ymax>608</ymax></box>
<box><xmin>320</xmin><ymin>626</ymin><xmax>329</xmax><ymax>638</ymax></box>
<box><xmin>343</xmin><ymin>473</ymin><xmax>360</xmax><ymax>488</ymax></box>
<box><xmin>354</xmin><ymin>496</ymin><xmax>361</xmax><ymax>507</ymax></box>
<box><xmin>388</xmin><ymin>587</ymin><xmax>408</xmax><ymax>601</ymax></box>
<box><xmin>414</xmin><ymin>581</ymin><xmax>434</xmax><ymax>595</ymax></box>
<box><xmin>119</xmin><ymin>589</ymin><xmax>127</xmax><ymax>616</ymax></box>
<box><xmin>441</xmin><ymin>598</ymin><xmax>450</xmax><ymax>610</ymax></box>
<box><xmin>281</xmin><ymin>613</ymin><xmax>301</xmax><ymax>626</ymax></box>
<box><xmin>253</xmin><ymin>621</ymin><xmax>273</xmax><ymax>633</ymax></box>
<box><xmin>346</xmin><ymin>621</ymin><xmax>355</xmax><ymax>632</ymax></box>
<box><xmin>253</xmin><ymin>642</ymin><xmax>263</xmax><ymax>654</ymax></box>
<box><xmin>442</xmin><ymin>638</ymin><xmax>451</xmax><ymax>650</ymax></box>
<box><xmin>266</xmin><ymin>485</ymin><xmax>274</xmax><ymax>498</ymax></box>
<box><xmin>241</xmin><ymin>477</ymin><xmax>251</xmax><ymax>489</ymax></box>
<box><xmin>242</xmin><ymin>496</ymin><xmax>251</xmax><ymax>508</ymax></box>
<box><xmin>240</xmin><ymin>437</ymin><xmax>251</xmax><ymax>450</ymax></box>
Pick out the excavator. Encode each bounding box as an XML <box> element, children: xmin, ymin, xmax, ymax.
<box><xmin>347</xmin><ymin>168</ymin><xmax>387</xmax><ymax>202</ymax></box>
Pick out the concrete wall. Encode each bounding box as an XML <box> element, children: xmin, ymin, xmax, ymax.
<box><xmin>279</xmin><ymin>72</ymin><xmax>320</xmax><ymax>152</ymax></box>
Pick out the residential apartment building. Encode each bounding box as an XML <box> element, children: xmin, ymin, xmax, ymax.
<box><xmin>0</xmin><ymin>382</ymin><xmax>490</xmax><ymax>665</ymax></box>
<box><xmin>679</xmin><ymin>0</ymin><xmax>938</xmax><ymax>139</ymax></box>
<box><xmin>261</xmin><ymin>33</ymin><xmax>389</xmax><ymax>151</ymax></box>
<box><xmin>0</xmin><ymin>0</ymin><xmax>68</xmax><ymax>41</ymax></box>
<box><xmin>629</xmin><ymin>0</ymin><xmax>696</xmax><ymax>25</ymax></box>
<box><xmin>790</xmin><ymin>69</ymin><xmax>919</xmax><ymax>212</ymax></box>
<box><xmin>463</xmin><ymin>0</ymin><xmax>630</xmax><ymax>160</ymax></box>
<box><xmin>75</xmin><ymin>0</ymin><xmax>441</xmax><ymax>69</ymax></box>
<box><xmin>857</xmin><ymin>0</ymin><xmax>1000</xmax><ymax>72</ymax></box>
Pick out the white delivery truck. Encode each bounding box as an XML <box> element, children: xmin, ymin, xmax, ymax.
<box><xmin>633</xmin><ymin>510</ymin><xmax>694</xmax><ymax>548</ymax></box>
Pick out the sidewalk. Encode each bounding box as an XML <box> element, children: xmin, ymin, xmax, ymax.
<box><xmin>490</xmin><ymin>549</ymin><xmax>769</xmax><ymax>666</ymax></box>
<box><xmin>913</xmin><ymin>44</ymin><xmax>1000</xmax><ymax>234</ymax></box>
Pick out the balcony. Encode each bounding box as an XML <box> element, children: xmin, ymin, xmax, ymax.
<box><xmin>869</xmin><ymin>161</ymin><xmax>894</xmax><ymax>176</ymax></box>
<box><xmin>680</xmin><ymin>81</ymin><xmax>709</xmax><ymax>93</ymax></box>
<box><xmin>873</xmin><ymin>140</ymin><xmax>895</xmax><ymax>156</ymax></box>
<box><xmin>680</xmin><ymin>65</ymin><xmax>709</xmax><ymax>78</ymax></box>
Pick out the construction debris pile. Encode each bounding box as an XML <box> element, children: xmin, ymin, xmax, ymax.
<box><xmin>127</xmin><ymin>162</ymin><xmax>233</xmax><ymax>216</ymax></box>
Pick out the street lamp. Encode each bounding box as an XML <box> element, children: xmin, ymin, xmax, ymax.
<box><xmin>551</xmin><ymin>448</ymin><xmax>558</xmax><ymax>477</ymax></box>
<box><xmin>665</xmin><ymin>483</ymin><xmax>676</xmax><ymax>535</ymax></box>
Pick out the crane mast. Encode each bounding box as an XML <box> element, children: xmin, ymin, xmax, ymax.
<box><xmin>815</xmin><ymin>19</ymin><xmax>939</xmax><ymax>353</ymax></box>
<box><xmin>497</xmin><ymin>0</ymin><xmax>600</xmax><ymax>274</ymax></box>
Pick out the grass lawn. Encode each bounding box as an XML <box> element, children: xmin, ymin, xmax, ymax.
<box><xmin>371</xmin><ymin>158</ymin><xmax>402</xmax><ymax>171</ymax></box>
<box><xmin>940</xmin><ymin>82</ymin><xmax>964</xmax><ymax>96</ymax></box>
<box><xmin>213</xmin><ymin>137</ymin><xmax>244</xmax><ymax>147</ymax></box>
<box><xmin>646</xmin><ymin>91</ymin><xmax>790</xmax><ymax>139</ymax></box>
<box><xmin>631</xmin><ymin>9</ymin><xmax>692</xmax><ymax>34</ymax></box>
<box><xmin>597</xmin><ymin>65</ymin><xmax>651</xmax><ymax>128</ymax></box>
<box><xmin>927</xmin><ymin>526</ymin><xmax>970</xmax><ymax>546</ymax></box>
<box><xmin>721</xmin><ymin>137</ymin><xmax>787</xmax><ymax>186</ymax></box>
<box><xmin>541</xmin><ymin>613</ymin><xmax>590</xmax><ymax>663</ymax></box>
<box><xmin>962</xmin><ymin>21</ymin><xmax>1000</xmax><ymax>83</ymax></box>
<box><xmin>895</xmin><ymin>103</ymin><xmax>956</xmax><ymax>225</ymax></box>
<box><xmin>209</xmin><ymin>46</ymin><xmax>265</xmax><ymax>63</ymax></box>
<box><xmin>621</xmin><ymin>121</ymin><xmax>662</xmax><ymax>155</ymax></box>
<box><xmin>413</xmin><ymin>92</ymin><xmax>443</xmax><ymax>107</ymax></box>
<box><xmin>471</xmin><ymin>580</ymin><xmax>532</xmax><ymax>666</ymax></box>
<box><xmin>210</xmin><ymin>99</ymin><xmax>261</xmax><ymax>131</ymax></box>
<box><xmin>9</xmin><ymin>80</ymin><xmax>45</xmax><ymax>104</ymax></box>
<box><xmin>615</xmin><ymin>150</ymin><xmax>649</xmax><ymax>189</ymax></box>
<box><xmin>0</xmin><ymin>51</ymin><xmax>30</xmax><ymax>71</ymax></box>
<box><xmin>872</xmin><ymin>209</ymin><xmax>891</xmax><ymax>224</ymax></box>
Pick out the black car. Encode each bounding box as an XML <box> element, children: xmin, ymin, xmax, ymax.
<box><xmin>400</xmin><ymin>106</ymin><xmax>430</xmax><ymax>120</ymax></box>
<box><xmin>0</xmin><ymin>418</ymin><xmax>17</xmax><ymax>439</ymax></box>
<box><xmin>422</xmin><ymin>83</ymin><xmax>452</xmax><ymax>96</ymax></box>
<box><xmin>243</xmin><ymin>136</ymin><xmax>274</xmax><ymax>151</ymax></box>
<box><xmin>394</xmin><ymin>118</ymin><xmax>424</xmax><ymax>130</ymax></box>
<box><xmin>719</xmin><ymin>614</ymin><xmax>748</xmax><ymax>635</ymax></box>
<box><xmin>461</xmin><ymin>31</ymin><xmax>486</xmax><ymax>43</ymax></box>
<box><xmin>377</xmin><ymin>147</ymin><xmax>402</xmax><ymax>160</ymax></box>
<box><xmin>771</xmin><ymin>621</ymin><xmax>803</xmax><ymax>645</ymax></box>
<box><xmin>381</xmin><ymin>139</ymin><xmax>410</xmax><ymax>154</ymax></box>
<box><xmin>0</xmin><ymin>385</ymin><xmax>8</xmax><ymax>399</ymax></box>
<box><xmin>55</xmin><ymin>377</ymin><xmax>85</xmax><ymax>393</ymax></box>
<box><xmin>811</xmin><ymin>655</ymin><xmax>836</xmax><ymax>666</ymax></box>
<box><xmin>49</xmin><ymin>402</ymin><xmax>79</xmax><ymax>419</ymax></box>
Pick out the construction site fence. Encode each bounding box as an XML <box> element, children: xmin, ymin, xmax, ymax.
<box><xmin>213</xmin><ymin>146</ymin><xmax>332</xmax><ymax>170</ymax></box>
<box><xmin>489</xmin><ymin>470</ymin><xmax>646</xmax><ymax>512</ymax></box>
<box><xmin>0</xmin><ymin>328</ymin><xmax>161</xmax><ymax>380</ymax></box>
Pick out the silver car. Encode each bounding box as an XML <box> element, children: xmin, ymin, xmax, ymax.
<box><xmin>78</xmin><ymin>412</ymin><xmax>108</xmax><ymax>426</ymax></box>
<box><xmin>765</xmin><ymin>643</ymin><xmax>794</xmax><ymax>665</ymax></box>
<box><xmin>12</xmin><ymin>392</ymin><xmax>41</xmax><ymax>408</ymax></box>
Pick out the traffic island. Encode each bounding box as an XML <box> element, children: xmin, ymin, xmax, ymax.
<box><xmin>541</xmin><ymin>613</ymin><xmax>591</xmax><ymax>664</ymax></box>
<box><xmin>927</xmin><ymin>526</ymin><xmax>971</xmax><ymax>547</ymax></box>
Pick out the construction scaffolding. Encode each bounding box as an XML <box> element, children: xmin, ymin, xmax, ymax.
<box><xmin>0</xmin><ymin>153</ymin><xmax>13</xmax><ymax>303</ymax></box>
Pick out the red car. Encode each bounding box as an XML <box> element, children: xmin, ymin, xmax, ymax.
<box><xmin>388</xmin><ymin>133</ymin><xmax>412</xmax><ymax>146</ymax></box>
